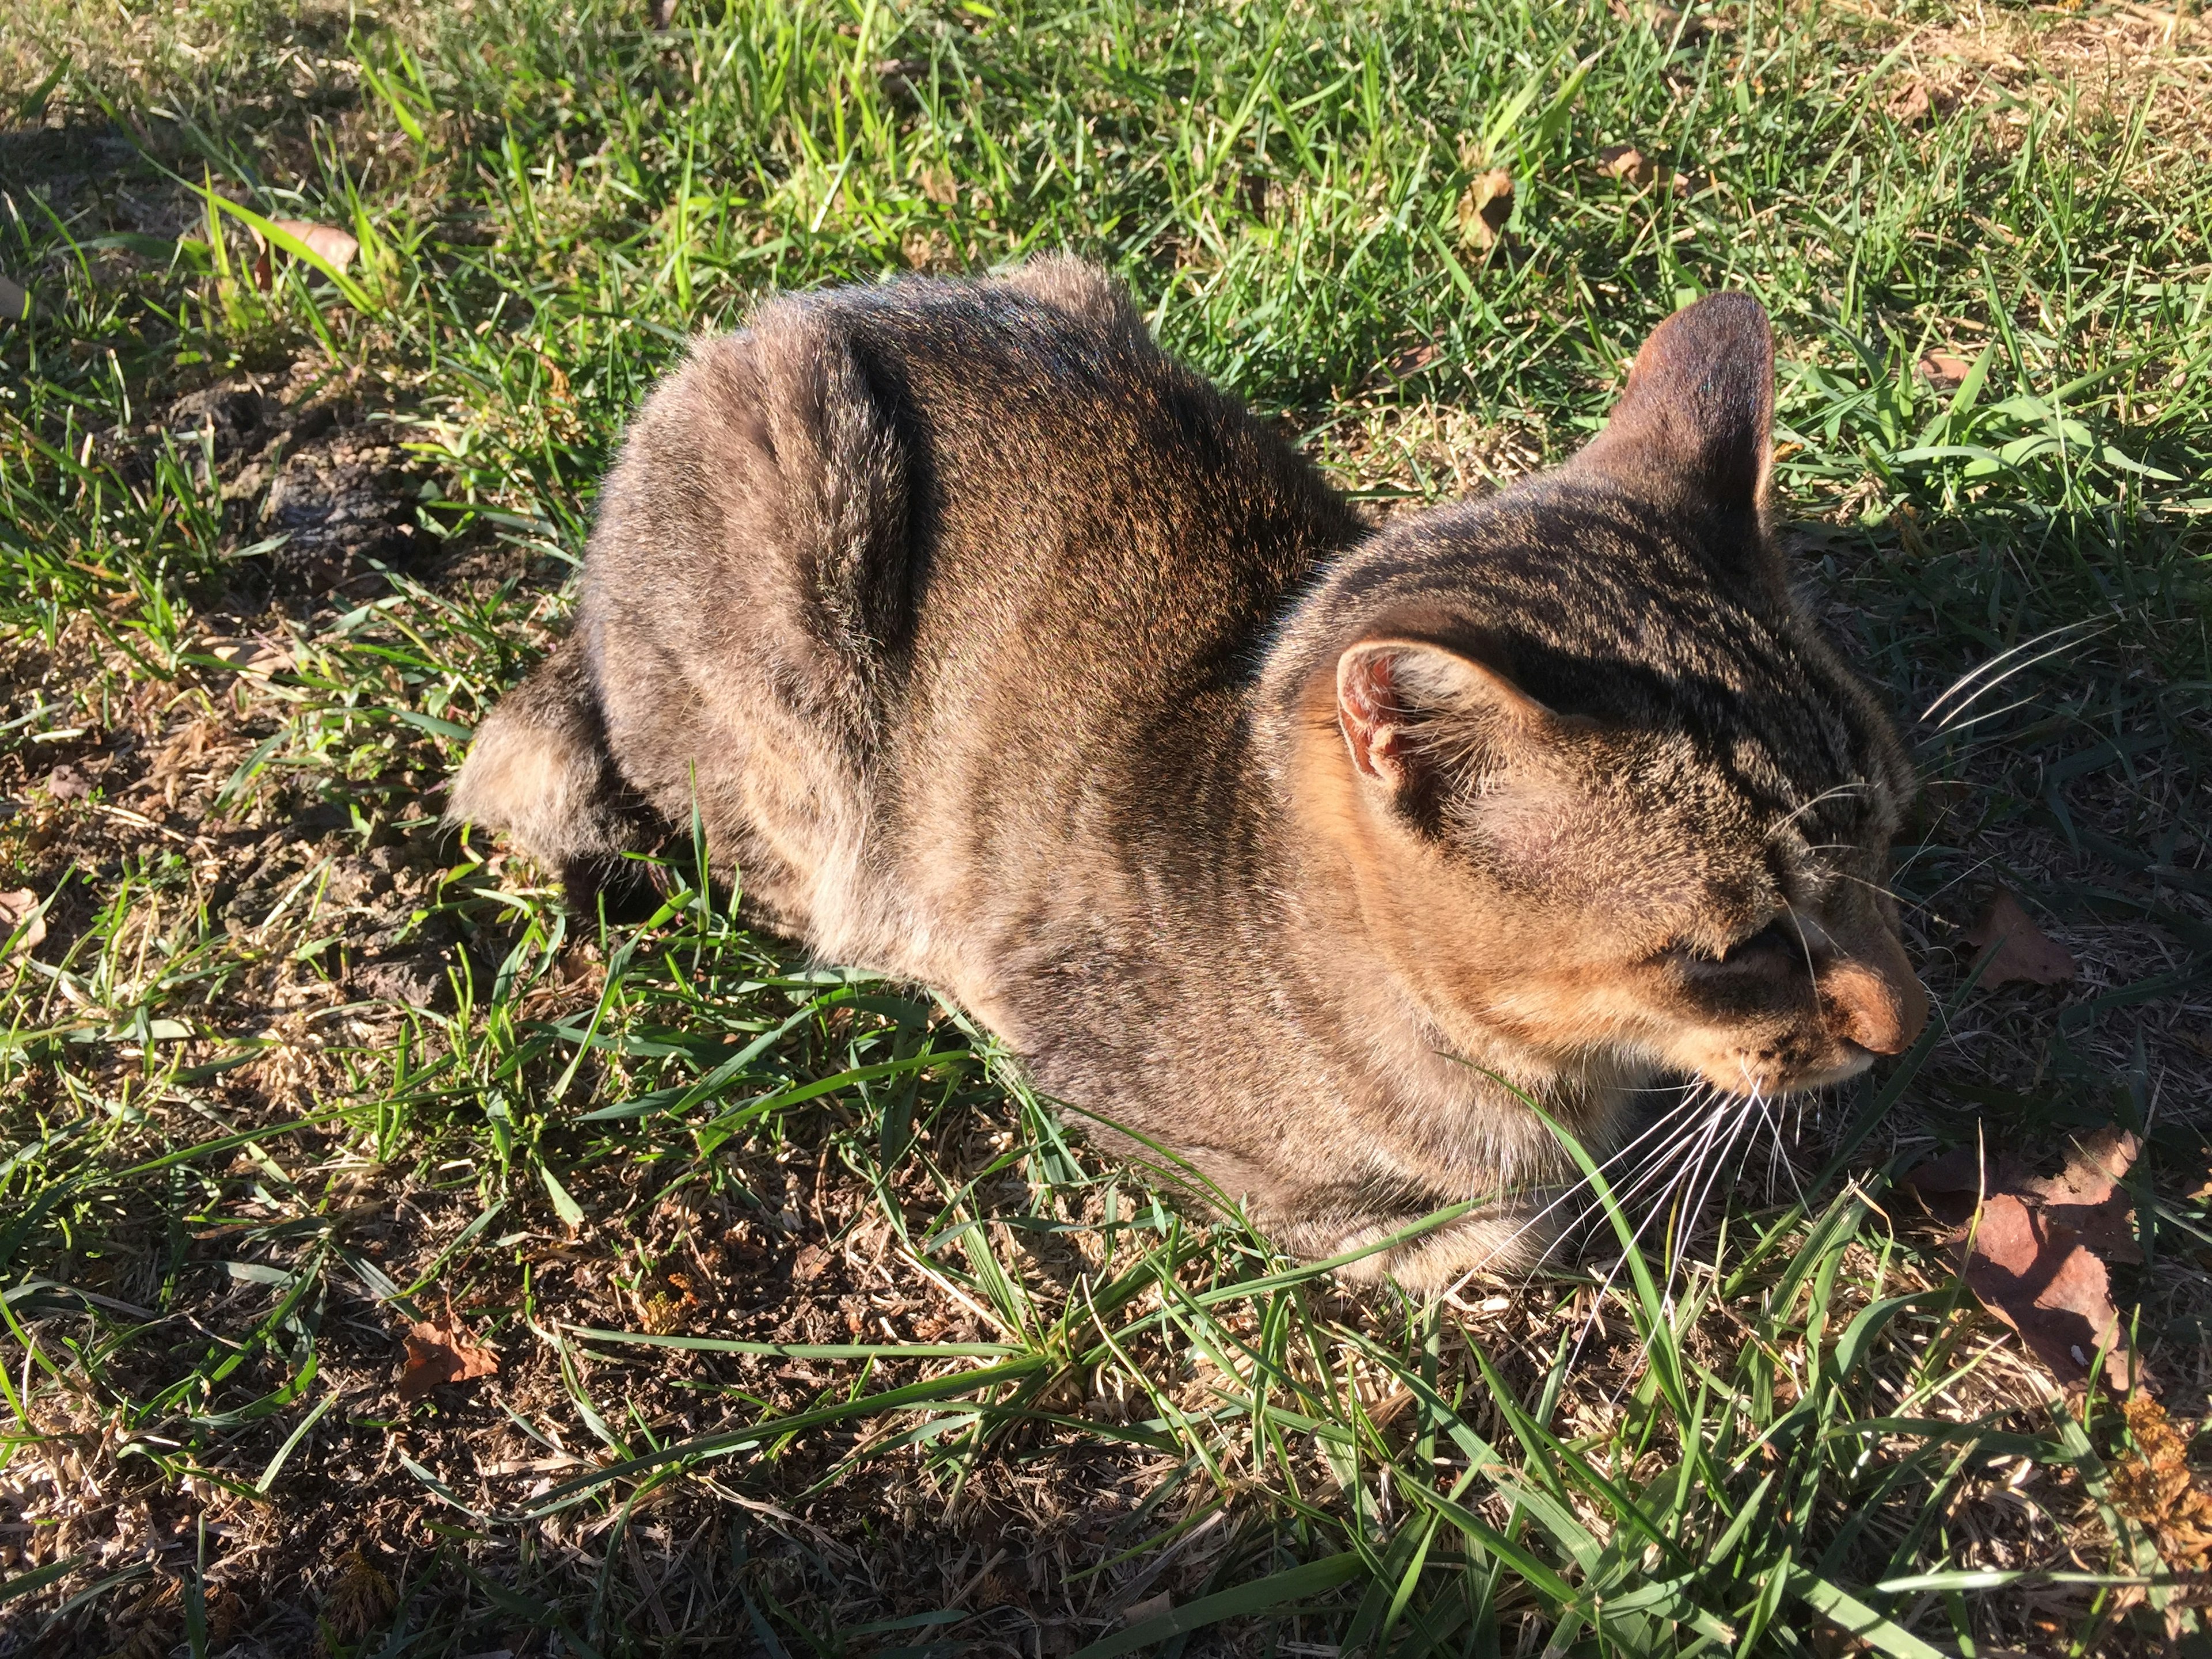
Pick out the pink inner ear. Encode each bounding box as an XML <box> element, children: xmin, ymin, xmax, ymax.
<box><xmin>1336</xmin><ymin>648</ymin><xmax>1404</xmax><ymax>782</ymax></box>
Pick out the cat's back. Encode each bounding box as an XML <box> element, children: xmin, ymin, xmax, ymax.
<box><xmin>574</xmin><ymin>261</ymin><xmax>1359</xmax><ymax>983</ymax></box>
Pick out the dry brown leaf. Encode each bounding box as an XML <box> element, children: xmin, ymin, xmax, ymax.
<box><xmin>0</xmin><ymin>889</ymin><xmax>46</xmax><ymax>961</ymax></box>
<box><xmin>1456</xmin><ymin>169</ymin><xmax>1514</xmax><ymax>251</ymax></box>
<box><xmin>2025</xmin><ymin>1126</ymin><xmax>2143</xmax><ymax>1263</ymax></box>
<box><xmin>200</xmin><ymin>634</ymin><xmax>296</xmax><ymax>685</ymax></box>
<box><xmin>1960</xmin><ymin>1192</ymin><xmax>2138</xmax><ymax>1391</ymax></box>
<box><xmin>1918</xmin><ymin>349</ymin><xmax>1974</xmax><ymax>390</ymax></box>
<box><xmin>921</xmin><ymin>166</ymin><xmax>959</xmax><ymax>207</ymax></box>
<box><xmin>1964</xmin><ymin>888</ymin><xmax>2075</xmax><ymax>988</ymax></box>
<box><xmin>2111</xmin><ymin>1396</ymin><xmax>2212</xmax><ymax>1571</ymax></box>
<box><xmin>1387</xmin><ymin>340</ymin><xmax>1442</xmax><ymax>379</ymax></box>
<box><xmin>1908</xmin><ymin>1127</ymin><xmax>2142</xmax><ymax>1257</ymax></box>
<box><xmin>0</xmin><ymin>271</ymin><xmax>28</xmax><ymax>322</ymax></box>
<box><xmin>1905</xmin><ymin>1126</ymin><xmax>2147</xmax><ymax>1390</ymax></box>
<box><xmin>43</xmin><ymin>762</ymin><xmax>90</xmax><ymax>801</ymax></box>
<box><xmin>395</xmin><ymin>1314</ymin><xmax>499</xmax><ymax>1402</ymax></box>
<box><xmin>1598</xmin><ymin>143</ymin><xmax>1694</xmax><ymax>196</ymax></box>
<box><xmin>792</xmin><ymin>1243</ymin><xmax>832</xmax><ymax>1282</ymax></box>
<box><xmin>255</xmin><ymin>218</ymin><xmax>360</xmax><ymax>273</ymax></box>
<box><xmin>1122</xmin><ymin>1591</ymin><xmax>1174</xmax><ymax>1627</ymax></box>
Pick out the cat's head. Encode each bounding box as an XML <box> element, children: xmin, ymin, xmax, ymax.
<box><xmin>1282</xmin><ymin>293</ymin><xmax>1926</xmax><ymax>1101</ymax></box>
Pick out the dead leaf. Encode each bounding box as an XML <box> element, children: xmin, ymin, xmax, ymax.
<box><xmin>921</xmin><ymin>166</ymin><xmax>959</xmax><ymax>207</ymax></box>
<box><xmin>256</xmin><ymin>219</ymin><xmax>360</xmax><ymax>274</ymax></box>
<box><xmin>1122</xmin><ymin>1591</ymin><xmax>1173</xmax><ymax>1627</ymax></box>
<box><xmin>1456</xmin><ymin>168</ymin><xmax>1514</xmax><ymax>251</ymax></box>
<box><xmin>395</xmin><ymin>1314</ymin><xmax>499</xmax><ymax>1402</ymax></box>
<box><xmin>2111</xmin><ymin>1395</ymin><xmax>2212</xmax><ymax>1571</ymax></box>
<box><xmin>200</xmin><ymin>634</ymin><xmax>295</xmax><ymax>685</ymax></box>
<box><xmin>1918</xmin><ymin>349</ymin><xmax>1974</xmax><ymax>390</ymax></box>
<box><xmin>792</xmin><ymin>1244</ymin><xmax>832</xmax><ymax>1282</ymax></box>
<box><xmin>2025</xmin><ymin>1126</ymin><xmax>2143</xmax><ymax>1263</ymax></box>
<box><xmin>1964</xmin><ymin>889</ymin><xmax>2075</xmax><ymax>988</ymax></box>
<box><xmin>0</xmin><ymin>889</ymin><xmax>46</xmax><ymax>961</ymax></box>
<box><xmin>1889</xmin><ymin>78</ymin><xmax>1957</xmax><ymax>126</ymax></box>
<box><xmin>1961</xmin><ymin>1192</ymin><xmax>2138</xmax><ymax>1391</ymax></box>
<box><xmin>1597</xmin><ymin>143</ymin><xmax>1690</xmax><ymax>196</ymax></box>
<box><xmin>0</xmin><ymin>271</ymin><xmax>28</xmax><ymax>322</ymax></box>
<box><xmin>1599</xmin><ymin>143</ymin><xmax>1653</xmax><ymax>183</ymax></box>
<box><xmin>1387</xmin><ymin>340</ymin><xmax>1442</xmax><ymax>379</ymax></box>
<box><xmin>43</xmin><ymin>763</ymin><xmax>90</xmax><ymax>801</ymax></box>
<box><xmin>1902</xmin><ymin>1140</ymin><xmax>1999</xmax><ymax>1228</ymax></box>
<box><xmin>1905</xmin><ymin>1124</ymin><xmax>2148</xmax><ymax>1390</ymax></box>
<box><xmin>876</xmin><ymin>56</ymin><xmax>927</xmax><ymax>103</ymax></box>
<box><xmin>1907</xmin><ymin>1128</ymin><xmax>2142</xmax><ymax>1252</ymax></box>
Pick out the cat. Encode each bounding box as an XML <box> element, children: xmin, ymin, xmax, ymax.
<box><xmin>448</xmin><ymin>256</ymin><xmax>1927</xmax><ymax>1290</ymax></box>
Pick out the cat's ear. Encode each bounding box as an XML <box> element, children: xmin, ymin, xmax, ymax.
<box><xmin>1335</xmin><ymin>637</ymin><xmax>1560</xmax><ymax>791</ymax></box>
<box><xmin>1577</xmin><ymin>292</ymin><xmax>1774</xmax><ymax>519</ymax></box>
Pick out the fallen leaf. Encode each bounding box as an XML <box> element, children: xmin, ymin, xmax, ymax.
<box><xmin>0</xmin><ymin>889</ymin><xmax>46</xmax><ymax>961</ymax></box>
<box><xmin>1918</xmin><ymin>349</ymin><xmax>1974</xmax><ymax>391</ymax></box>
<box><xmin>1960</xmin><ymin>1192</ymin><xmax>2138</xmax><ymax>1391</ymax></box>
<box><xmin>1387</xmin><ymin>340</ymin><xmax>1442</xmax><ymax>378</ymax></box>
<box><xmin>43</xmin><ymin>763</ymin><xmax>90</xmax><ymax>801</ymax></box>
<box><xmin>1890</xmin><ymin>79</ymin><xmax>1957</xmax><ymax>125</ymax></box>
<box><xmin>200</xmin><ymin>634</ymin><xmax>296</xmax><ymax>685</ymax></box>
<box><xmin>2025</xmin><ymin>1126</ymin><xmax>2143</xmax><ymax>1263</ymax></box>
<box><xmin>1905</xmin><ymin>1124</ymin><xmax>2148</xmax><ymax>1391</ymax></box>
<box><xmin>1599</xmin><ymin>143</ymin><xmax>1656</xmax><ymax>183</ymax></box>
<box><xmin>1902</xmin><ymin>1140</ymin><xmax>2000</xmax><ymax>1228</ymax></box>
<box><xmin>2111</xmin><ymin>1396</ymin><xmax>2212</xmax><ymax>1571</ymax></box>
<box><xmin>792</xmin><ymin>1243</ymin><xmax>832</xmax><ymax>1282</ymax></box>
<box><xmin>258</xmin><ymin>218</ymin><xmax>360</xmax><ymax>274</ymax></box>
<box><xmin>1596</xmin><ymin>143</ymin><xmax>1690</xmax><ymax>196</ymax></box>
<box><xmin>1907</xmin><ymin>1127</ymin><xmax>2142</xmax><ymax>1253</ymax></box>
<box><xmin>1964</xmin><ymin>888</ymin><xmax>2075</xmax><ymax>988</ymax></box>
<box><xmin>0</xmin><ymin>271</ymin><xmax>28</xmax><ymax>322</ymax></box>
<box><xmin>1456</xmin><ymin>169</ymin><xmax>1514</xmax><ymax>251</ymax></box>
<box><xmin>876</xmin><ymin>56</ymin><xmax>927</xmax><ymax>103</ymax></box>
<box><xmin>921</xmin><ymin>166</ymin><xmax>959</xmax><ymax>207</ymax></box>
<box><xmin>395</xmin><ymin>1314</ymin><xmax>499</xmax><ymax>1402</ymax></box>
<box><xmin>1122</xmin><ymin>1591</ymin><xmax>1174</xmax><ymax>1627</ymax></box>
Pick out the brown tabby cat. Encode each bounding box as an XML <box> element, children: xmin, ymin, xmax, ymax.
<box><xmin>449</xmin><ymin>257</ymin><xmax>1927</xmax><ymax>1289</ymax></box>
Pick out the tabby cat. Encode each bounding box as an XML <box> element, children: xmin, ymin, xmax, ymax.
<box><xmin>449</xmin><ymin>257</ymin><xmax>1927</xmax><ymax>1289</ymax></box>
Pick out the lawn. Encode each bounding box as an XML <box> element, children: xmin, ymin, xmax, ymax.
<box><xmin>1</xmin><ymin>0</ymin><xmax>2210</xmax><ymax>1653</ymax></box>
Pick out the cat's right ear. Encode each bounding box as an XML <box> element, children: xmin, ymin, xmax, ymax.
<box><xmin>1576</xmin><ymin>292</ymin><xmax>1774</xmax><ymax>522</ymax></box>
<box><xmin>1335</xmin><ymin>637</ymin><xmax>1557</xmax><ymax>793</ymax></box>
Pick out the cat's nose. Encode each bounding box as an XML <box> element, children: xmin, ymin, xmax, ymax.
<box><xmin>1819</xmin><ymin>955</ymin><xmax>1928</xmax><ymax>1055</ymax></box>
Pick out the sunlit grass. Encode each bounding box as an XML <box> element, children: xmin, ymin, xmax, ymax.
<box><xmin>1</xmin><ymin>0</ymin><xmax>2209</xmax><ymax>1653</ymax></box>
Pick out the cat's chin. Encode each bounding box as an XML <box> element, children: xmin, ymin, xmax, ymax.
<box><xmin>1695</xmin><ymin>1046</ymin><xmax>1879</xmax><ymax>1099</ymax></box>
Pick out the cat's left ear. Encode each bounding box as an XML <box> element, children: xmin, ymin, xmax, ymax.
<box><xmin>1335</xmin><ymin>636</ymin><xmax>1564</xmax><ymax>793</ymax></box>
<box><xmin>1575</xmin><ymin>292</ymin><xmax>1774</xmax><ymax>521</ymax></box>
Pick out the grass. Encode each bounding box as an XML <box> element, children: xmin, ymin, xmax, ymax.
<box><xmin>1</xmin><ymin>0</ymin><xmax>2209</xmax><ymax>1653</ymax></box>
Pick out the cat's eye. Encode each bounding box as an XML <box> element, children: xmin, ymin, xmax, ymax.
<box><xmin>1663</xmin><ymin>917</ymin><xmax>1797</xmax><ymax>969</ymax></box>
<box><xmin>1717</xmin><ymin>919</ymin><xmax>1798</xmax><ymax>967</ymax></box>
